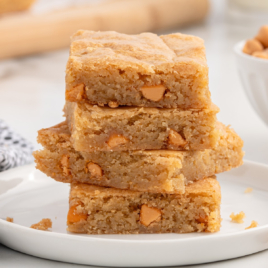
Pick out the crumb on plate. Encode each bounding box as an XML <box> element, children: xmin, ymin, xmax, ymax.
<box><xmin>244</xmin><ymin>187</ymin><xmax>253</xmax><ymax>193</ymax></box>
<box><xmin>30</xmin><ymin>218</ymin><xmax>52</xmax><ymax>231</ymax></box>
<box><xmin>230</xmin><ymin>211</ymin><xmax>245</xmax><ymax>223</ymax></box>
<box><xmin>245</xmin><ymin>220</ymin><xmax>258</xmax><ymax>230</ymax></box>
<box><xmin>6</xmin><ymin>217</ymin><xmax>13</xmax><ymax>223</ymax></box>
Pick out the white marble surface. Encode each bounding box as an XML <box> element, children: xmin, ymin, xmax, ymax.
<box><xmin>0</xmin><ymin>0</ymin><xmax>268</xmax><ymax>267</ymax></box>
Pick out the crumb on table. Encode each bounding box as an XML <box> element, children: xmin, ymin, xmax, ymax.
<box><xmin>30</xmin><ymin>218</ymin><xmax>52</xmax><ymax>231</ymax></box>
<box><xmin>6</xmin><ymin>217</ymin><xmax>13</xmax><ymax>223</ymax></box>
<box><xmin>230</xmin><ymin>211</ymin><xmax>245</xmax><ymax>223</ymax></box>
<box><xmin>245</xmin><ymin>221</ymin><xmax>258</xmax><ymax>230</ymax></box>
<box><xmin>244</xmin><ymin>187</ymin><xmax>253</xmax><ymax>193</ymax></box>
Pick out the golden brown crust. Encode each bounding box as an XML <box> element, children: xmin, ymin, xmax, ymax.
<box><xmin>69</xmin><ymin>30</ymin><xmax>207</xmax><ymax>70</ymax></box>
<box><xmin>71</xmin><ymin>177</ymin><xmax>220</xmax><ymax>199</ymax></box>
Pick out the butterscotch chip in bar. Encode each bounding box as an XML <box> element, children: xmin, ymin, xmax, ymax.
<box><xmin>65</xmin><ymin>30</ymin><xmax>210</xmax><ymax>109</ymax></box>
<box><xmin>33</xmin><ymin>121</ymin><xmax>244</xmax><ymax>194</ymax></box>
<box><xmin>67</xmin><ymin>177</ymin><xmax>221</xmax><ymax>234</ymax></box>
<box><xmin>64</xmin><ymin>101</ymin><xmax>219</xmax><ymax>152</ymax></box>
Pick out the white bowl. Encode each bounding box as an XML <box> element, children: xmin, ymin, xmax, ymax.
<box><xmin>234</xmin><ymin>40</ymin><xmax>268</xmax><ymax>125</ymax></box>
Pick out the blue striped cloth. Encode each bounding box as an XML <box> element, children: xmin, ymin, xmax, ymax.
<box><xmin>0</xmin><ymin>120</ymin><xmax>34</xmax><ymax>172</ymax></box>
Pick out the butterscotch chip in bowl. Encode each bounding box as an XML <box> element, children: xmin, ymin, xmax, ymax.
<box><xmin>252</xmin><ymin>49</ymin><xmax>268</xmax><ymax>59</ymax></box>
<box><xmin>242</xmin><ymin>39</ymin><xmax>263</xmax><ymax>55</ymax></box>
<box><xmin>255</xmin><ymin>25</ymin><xmax>268</xmax><ymax>47</ymax></box>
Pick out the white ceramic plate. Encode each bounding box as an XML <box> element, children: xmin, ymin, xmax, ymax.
<box><xmin>1</xmin><ymin>160</ymin><xmax>268</xmax><ymax>267</ymax></box>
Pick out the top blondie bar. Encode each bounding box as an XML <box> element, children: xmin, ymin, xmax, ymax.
<box><xmin>66</xmin><ymin>30</ymin><xmax>210</xmax><ymax>109</ymax></box>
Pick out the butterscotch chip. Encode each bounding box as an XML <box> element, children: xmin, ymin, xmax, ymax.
<box><xmin>67</xmin><ymin>203</ymin><xmax>87</xmax><ymax>223</ymax></box>
<box><xmin>66</xmin><ymin>83</ymin><xmax>85</xmax><ymax>102</ymax></box>
<box><xmin>107</xmin><ymin>134</ymin><xmax>128</xmax><ymax>148</ymax></box>
<box><xmin>31</xmin><ymin>218</ymin><xmax>52</xmax><ymax>231</ymax></box>
<box><xmin>230</xmin><ymin>211</ymin><xmax>245</xmax><ymax>223</ymax></box>
<box><xmin>245</xmin><ymin>220</ymin><xmax>258</xmax><ymax>230</ymax></box>
<box><xmin>140</xmin><ymin>205</ymin><xmax>161</xmax><ymax>227</ymax></box>
<box><xmin>252</xmin><ymin>49</ymin><xmax>268</xmax><ymax>59</ymax></box>
<box><xmin>168</xmin><ymin>129</ymin><xmax>187</xmax><ymax>147</ymax></box>
<box><xmin>66</xmin><ymin>178</ymin><xmax>221</xmax><ymax>234</ymax></box>
<box><xmin>108</xmin><ymin>101</ymin><xmax>119</xmax><ymax>108</ymax></box>
<box><xmin>255</xmin><ymin>25</ymin><xmax>268</xmax><ymax>47</ymax></box>
<box><xmin>242</xmin><ymin>39</ymin><xmax>263</xmax><ymax>55</ymax></box>
<box><xmin>6</xmin><ymin>217</ymin><xmax>13</xmax><ymax>223</ymax></box>
<box><xmin>140</xmin><ymin>85</ymin><xmax>166</xmax><ymax>102</ymax></box>
<box><xmin>197</xmin><ymin>215</ymin><xmax>208</xmax><ymax>223</ymax></box>
<box><xmin>86</xmin><ymin>162</ymin><xmax>102</xmax><ymax>177</ymax></box>
<box><xmin>61</xmin><ymin>155</ymin><xmax>71</xmax><ymax>176</ymax></box>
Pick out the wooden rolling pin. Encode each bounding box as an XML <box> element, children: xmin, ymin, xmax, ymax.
<box><xmin>0</xmin><ymin>0</ymin><xmax>35</xmax><ymax>14</ymax></box>
<box><xmin>0</xmin><ymin>0</ymin><xmax>209</xmax><ymax>59</ymax></box>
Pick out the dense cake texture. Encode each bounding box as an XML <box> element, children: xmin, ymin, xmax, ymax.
<box><xmin>65</xmin><ymin>30</ymin><xmax>210</xmax><ymax>109</ymax></box>
<box><xmin>64</xmin><ymin>101</ymin><xmax>219</xmax><ymax>152</ymax></box>
<box><xmin>33</xmin><ymin>121</ymin><xmax>244</xmax><ymax>194</ymax></box>
<box><xmin>67</xmin><ymin>177</ymin><xmax>221</xmax><ymax>234</ymax></box>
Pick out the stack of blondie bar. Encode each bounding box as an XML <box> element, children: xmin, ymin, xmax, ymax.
<box><xmin>33</xmin><ymin>30</ymin><xmax>244</xmax><ymax>234</ymax></box>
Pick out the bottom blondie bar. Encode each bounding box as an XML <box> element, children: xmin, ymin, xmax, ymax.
<box><xmin>67</xmin><ymin>177</ymin><xmax>221</xmax><ymax>234</ymax></box>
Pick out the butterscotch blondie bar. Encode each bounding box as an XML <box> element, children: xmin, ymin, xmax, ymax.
<box><xmin>65</xmin><ymin>30</ymin><xmax>210</xmax><ymax>109</ymax></box>
<box><xmin>67</xmin><ymin>177</ymin><xmax>221</xmax><ymax>234</ymax></box>
<box><xmin>64</xmin><ymin>101</ymin><xmax>219</xmax><ymax>152</ymax></box>
<box><xmin>33</xmin><ymin>121</ymin><xmax>244</xmax><ymax>194</ymax></box>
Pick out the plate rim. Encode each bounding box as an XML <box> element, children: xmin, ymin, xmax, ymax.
<box><xmin>1</xmin><ymin>159</ymin><xmax>268</xmax><ymax>244</ymax></box>
<box><xmin>1</xmin><ymin>160</ymin><xmax>268</xmax><ymax>266</ymax></box>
